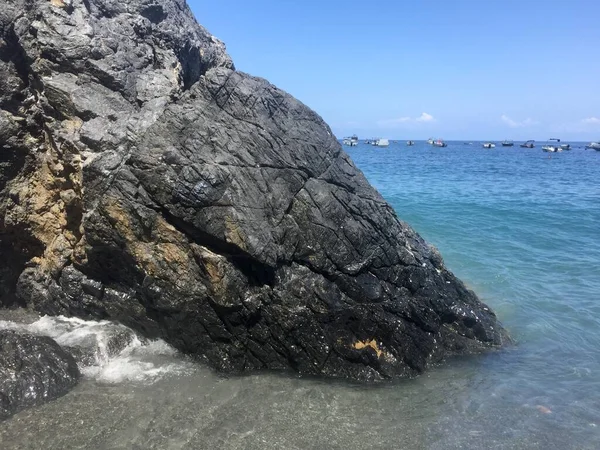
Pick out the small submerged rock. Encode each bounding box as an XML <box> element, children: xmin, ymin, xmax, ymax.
<box><xmin>0</xmin><ymin>330</ymin><xmax>80</xmax><ymax>420</ymax></box>
<box><xmin>61</xmin><ymin>326</ymin><xmax>137</xmax><ymax>368</ymax></box>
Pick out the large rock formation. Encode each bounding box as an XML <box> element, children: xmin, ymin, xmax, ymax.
<box><xmin>0</xmin><ymin>330</ymin><xmax>80</xmax><ymax>420</ymax></box>
<box><xmin>0</xmin><ymin>0</ymin><xmax>508</xmax><ymax>380</ymax></box>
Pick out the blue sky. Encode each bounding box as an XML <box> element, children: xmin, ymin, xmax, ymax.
<box><xmin>190</xmin><ymin>0</ymin><xmax>600</xmax><ymax>141</ymax></box>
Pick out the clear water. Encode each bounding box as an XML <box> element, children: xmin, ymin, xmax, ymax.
<box><xmin>1</xmin><ymin>141</ymin><xmax>599</xmax><ymax>449</ymax></box>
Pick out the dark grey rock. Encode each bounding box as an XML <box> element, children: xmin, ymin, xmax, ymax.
<box><xmin>0</xmin><ymin>0</ymin><xmax>509</xmax><ymax>381</ymax></box>
<box><xmin>0</xmin><ymin>330</ymin><xmax>80</xmax><ymax>420</ymax></box>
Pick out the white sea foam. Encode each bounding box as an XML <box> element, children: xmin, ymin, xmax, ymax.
<box><xmin>0</xmin><ymin>315</ymin><xmax>193</xmax><ymax>384</ymax></box>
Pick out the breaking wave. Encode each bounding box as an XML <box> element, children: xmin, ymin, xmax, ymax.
<box><xmin>0</xmin><ymin>315</ymin><xmax>194</xmax><ymax>384</ymax></box>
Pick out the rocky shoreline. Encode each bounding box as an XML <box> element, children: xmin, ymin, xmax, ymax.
<box><xmin>1</xmin><ymin>0</ymin><xmax>509</xmax><ymax>418</ymax></box>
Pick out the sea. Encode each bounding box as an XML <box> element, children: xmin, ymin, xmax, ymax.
<box><xmin>1</xmin><ymin>140</ymin><xmax>599</xmax><ymax>449</ymax></box>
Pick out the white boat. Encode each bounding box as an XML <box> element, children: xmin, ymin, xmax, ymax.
<box><xmin>432</xmin><ymin>139</ymin><xmax>447</xmax><ymax>147</ymax></box>
<box><xmin>542</xmin><ymin>145</ymin><xmax>562</xmax><ymax>152</ymax></box>
<box><xmin>483</xmin><ymin>142</ymin><xmax>496</xmax><ymax>148</ymax></box>
<box><xmin>585</xmin><ymin>142</ymin><xmax>600</xmax><ymax>150</ymax></box>
<box><xmin>373</xmin><ymin>138</ymin><xmax>389</xmax><ymax>147</ymax></box>
<box><xmin>560</xmin><ymin>144</ymin><xmax>571</xmax><ymax>151</ymax></box>
<box><xmin>407</xmin><ymin>140</ymin><xmax>415</xmax><ymax>146</ymax></box>
<box><xmin>543</xmin><ymin>138</ymin><xmax>564</xmax><ymax>152</ymax></box>
<box><xmin>427</xmin><ymin>138</ymin><xmax>434</xmax><ymax>145</ymax></box>
<box><xmin>342</xmin><ymin>135</ymin><xmax>359</xmax><ymax>146</ymax></box>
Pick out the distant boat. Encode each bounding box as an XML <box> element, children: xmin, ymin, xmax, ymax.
<box><xmin>342</xmin><ymin>135</ymin><xmax>359</xmax><ymax>146</ymax></box>
<box><xmin>427</xmin><ymin>138</ymin><xmax>434</xmax><ymax>145</ymax></box>
<box><xmin>432</xmin><ymin>139</ymin><xmax>447</xmax><ymax>147</ymax></box>
<box><xmin>407</xmin><ymin>140</ymin><xmax>415</xmax><ymax>146</ymax></box>
<box><xmin>543</xmin><ymin>138</ymin><xmax>565</xmax><ymax>153</ymax></box>
<box><xmin>585</xmin><ymin>142</ymin><xmax>600</xmax><ymax>150</ymax></box>
<box><xmin>501</xmin><ymin>140</ymin><xmax>514</xmax><ymax>147</ymax></box>
<box><xmin>373</xmin><ymin>138</ymin><xmax>389</xmax><ymax>147</ymax></box>
<box><xmin>520</xmin><ymin>140</ymin><xmax>535</xmax><ymax>148</ymax></box>
<box><xmin>542</xmin><ymin>145</ymin><xmax>562</xmax><ymax>152</ymax></box>
<box><xmin>483</xmin><ymin>142</ymin><xmax>496</xmax><ymax>148</ymax></box>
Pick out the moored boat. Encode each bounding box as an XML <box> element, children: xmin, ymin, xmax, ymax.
<box><xmin>520</xmin><ymin>140</ymin><xmax>535</xmax><ymax>148</ymax></box>
<box><xmin>542</xmin><ymin>145</ymin><xmax>562</xmax><ymax>152</ymax></box>
<box><xmin>483</xmin><ymin>142</ymin><xmax>496</xmax><ymax>148</ymax></box>
<box><xmin>501</xmin><ymin>140</ymin><xmax>514</xmax><ymax>147</ymax></box>
<box><xmin>407</xmin><ymin>140</ymin><xmax>415</xmax><ymax>146</ymax></box>
<box><xmin>543</xmin><ymin>138</ymin><xmax>565</xmax><ymax>152</ymax></box>
<box><xmin>585</xmin><ymin>142</ymin><xmax>600</xmax><ymax>150</ymax></box>
<box><xmin>342</xmin><ymin>135</ymin><xmax>359</xmax><ymax>146</ymax></box>
<box><xmin>373</xmin><ymin>138</ymin><xmax>389</xmax><ymax>147</ymax></box>
<box><xmin>432</xmin><ymin>139</ymin><xmax>447</xmax><ymax>147</ymax></box>
<box><xmin>427</xmin><ymin>138</ymin><xmax>434</xmax><ymax>145</ymax></box>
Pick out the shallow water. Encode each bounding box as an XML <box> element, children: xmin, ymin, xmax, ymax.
<box><xmin>1</xmin><ymin>141</ymin><xmax>599</xmax><ymax>449</ymax></box>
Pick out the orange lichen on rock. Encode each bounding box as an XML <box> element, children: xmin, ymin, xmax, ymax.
<box><xmin>353</xmin><ymin>339</ymin><xmax>384</xmax><ymax>358</ymax></box>
<box><xmin>102</xmin><ymin>199</ymin><xmax>193</xmax><ymax>278</ymax></box>
<box><xmin>102</xmin><ymin>198</ymin><xmax>239</xmax><ymax>303</ymax></box>
<box><xmin>4</xmin><ymin>131</ymin><xmax>84</xmax><ymax>274</ymax></box>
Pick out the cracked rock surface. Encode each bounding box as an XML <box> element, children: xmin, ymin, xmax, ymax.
<box><xmin>0</xmin><ymin>0</ymin><xmax>508</xmax><ymax>381</ymax></box>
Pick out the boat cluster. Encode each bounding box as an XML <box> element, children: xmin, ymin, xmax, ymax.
<box><xmin>362</xmin><ymin>138</ymin><xmax>390</xmax><ymax>147</ymax></box>
<box><xmin>482</xmin><ymin>140</ymin><xmax>525</xmax><ymax>149</ymax></box>
<box><xmin>342</xmin><ymin>136</ymin><xmax>600</xmax><ymax>152</ymax></box>
<box><xmin>477</xmin><ymin>138</ymin><xmax>600</xmax><ymax>152</ymax></box>
<box><xmin>442</xmin><ymin>138</ymin><xmax>599</xmax><ymax>152</ymax></box>
<box><xmin>482</xmin><ymin>139</ymin><xmax>599</xmax><ymax>152</ymax></box>
<box><xmin>343</xmin><ymin>136</ymin><xmax>394</xmax><ymax>147</ymax></box>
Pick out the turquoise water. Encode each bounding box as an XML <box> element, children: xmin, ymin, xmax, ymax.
<box><xmin>349</xmin><ymin>140</ymin><xmax>600</xmax><ymax>442</ymax></box>
<box><xmin>1</xmin><ymin>141</ymin><xmax>599</xmax><ymax>449</ymax></box>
